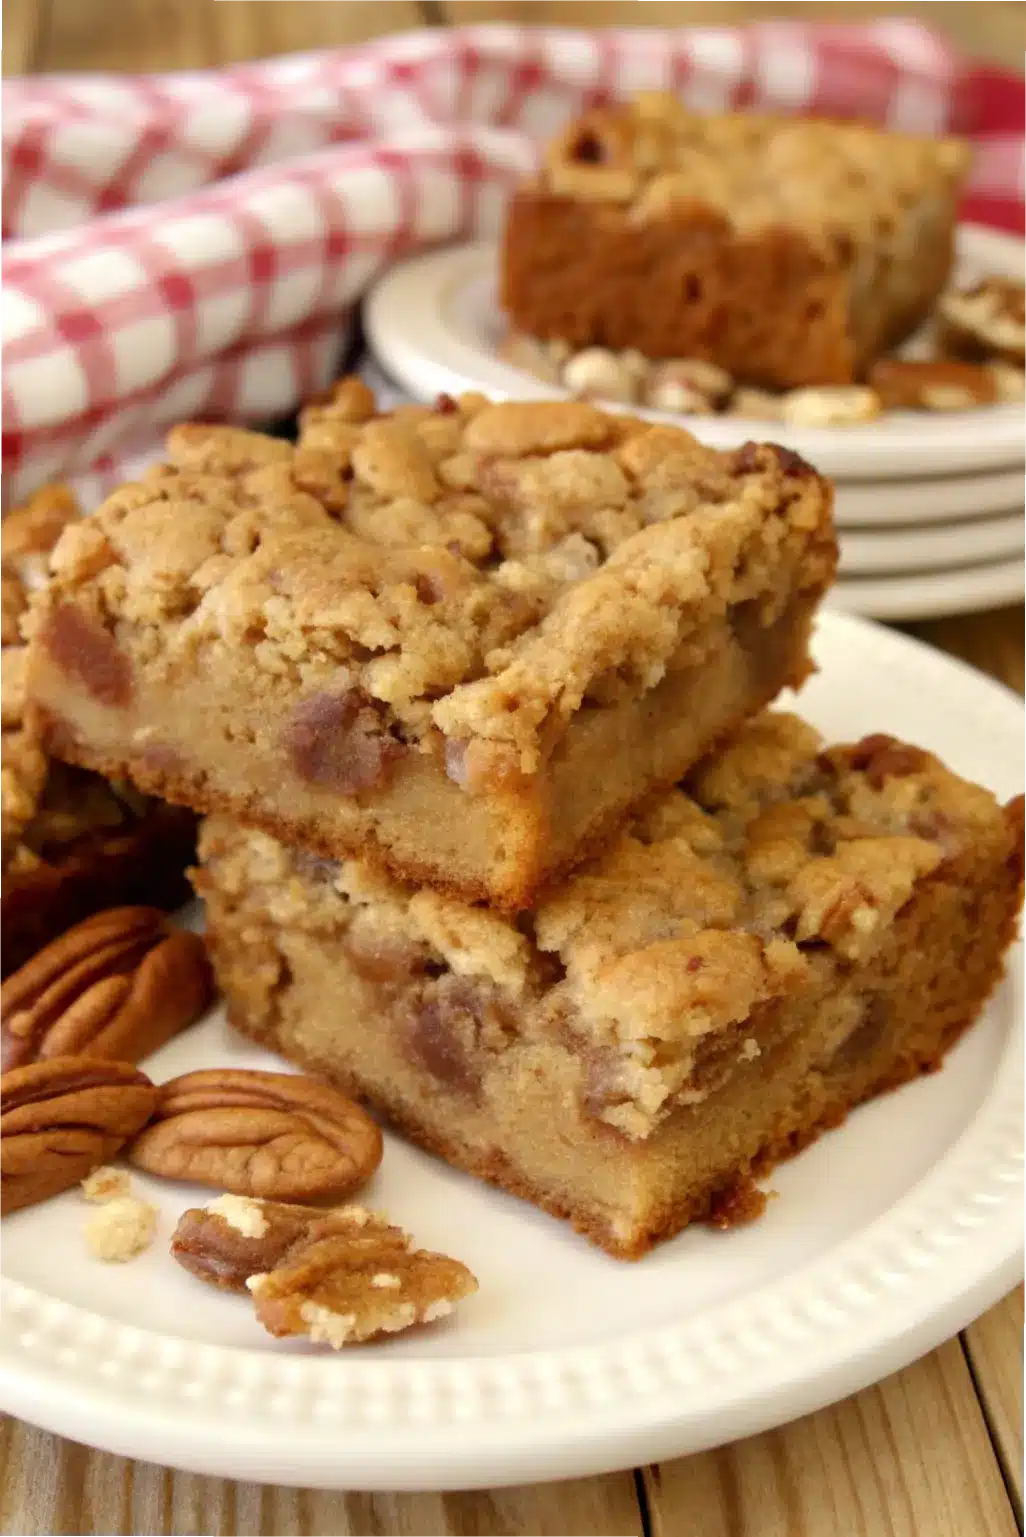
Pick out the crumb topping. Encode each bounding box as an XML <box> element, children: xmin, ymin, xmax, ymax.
<box><xmin>200</xmin><ymin>711</ymin><xmax>1006</xmax><ymax>1139</ymax></box>
<box><xmin>80</xmin><ymin>1165</ymin><xmax>131</xmax><ymax>1203</ymax></box>
<box><xmin>84</xmin><ymin>1194</ymin><xmax>157</xmax><ymax>1262</ymax></box>
<box><xmin>37</xmin><ymin>385</ymin><xmax>833</xmax><ymax>774</ymax></box>
<box><xmin>3</xmin><ymin>484</ymin><xmax>145</xmax><ymax>870</ymax></box>
<box><xmin>208</xmin><ymin>1192</ymin><xmax>269</xmax><ymax>1238</ymax></box>
<box><xmin>540</xmin><ymin>96</ymin><xmax>969</xmax><ymax>250</ymax></box>
<box><xmin>3</xmin><ymin>486</ymin><xmax>78</xmax><ymax>856</ymax></box>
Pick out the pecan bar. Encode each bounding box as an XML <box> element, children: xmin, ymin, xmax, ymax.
<box><xmin>502</xmin><ymin>96</ymin><xmax>969</xmax><ymax>389</ymax></box>
<box><xmin>25</xmin><ymin>384</ymin><xmax>834</xmax><ymax>910</ymax></box>
<box><xmin>195</xmin><ymin>714</ymin><xmax>1024</xmax><ymax>1260</ymax></box>
<box><xmin>2</xmin><ymin>486</ymin><xmax>194</xmax><ymax>976</ymax></box>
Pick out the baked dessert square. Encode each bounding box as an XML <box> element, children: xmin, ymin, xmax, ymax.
<box><xmin>502</xmin><ymin>96</ymin><xmax>970</xmax><ymax>389</ymax></box>
<box><xmin>2</xmin><ymin>486</ymin><xmax>194</xmax><ymax>977</ymax></box>
<box><xmin>24</xmin><ymin>382</ymin><xmax>835</xmax><ymax>910</ymax></box>
<box><xmin>196</xmin><ymin>714</ymin><xmax>1024</xmax><ymax>1260</ymax></box>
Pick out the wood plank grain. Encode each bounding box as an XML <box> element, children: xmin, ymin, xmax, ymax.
<box><xmin>900</xmin><ymin>608</ymin><xmax>1026</xmax><ymax>697</ymax></box>
<box><xmin>1</xmin><ymin>0</ymin><xmax>46</xmax><ymax>75</ymax></box>
<box><xmin>642</xmin><ymin>1336</ymin><xmax>1019</xmax><ymax>1537</ymax></box>
<box><xmin>964</xmin><ymin>1286</ymin><xmax>1024</xmax><ymax>1523</ymax></box>
<box><xmin>437</xmin><ymin>1</ymin><xmax>1026</xmax><ymax>70</ymax></box>
<box><xmin>37</xmin><ymin>0</ymin><xmax>424</xmax><ymax>73</ymax></box>
<box><xmin>0</xmin><ymin>1416</ymin><xmax>644</xmax><ymax>1536</ymax></box>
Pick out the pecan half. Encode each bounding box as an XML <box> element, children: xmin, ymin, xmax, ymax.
<box><xmin>1</xmin><ymin>1056</ymin><xmax>158</xmax><ymax>1214</ymax></box>
<box><xmin>1</xmin><ymin>907</ymin><xmax>214</xmax><ymax>1072</ymax></box>
<box><xmin>127</xmin><ymin>1068</ymin><xmax>383</xmax><ymax>1200</ymax></box>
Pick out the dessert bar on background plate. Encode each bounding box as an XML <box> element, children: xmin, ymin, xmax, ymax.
<box><xmin>502</xmin><ymin>95</ymin><xmax>969</xmax><ymax>389</ymax></box>
<box><xmin>1</xmin><ymin>485</ymin><xmax>194</xmax><ymax>976</ymax></box>
<box><xmin>197</xmin><ymin>712</ymin><xmax>1024</xmax><ymax>1259</ymax></box>
<box><xmin>24</xmin><ymin>383</ymin><xmax>835</xmax><ymax>910</ymax></box>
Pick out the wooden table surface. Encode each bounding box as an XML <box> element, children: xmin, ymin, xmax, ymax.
<box><xmin>2</xmin><ymin>3</ymin><xmax>1023</xmax><ymax>1533</ymax></box>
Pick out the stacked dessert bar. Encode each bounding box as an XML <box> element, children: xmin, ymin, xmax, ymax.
<box><xmin>25</xmin><ymin>382</ymin><xmax>1023</xmax><ymax>1257</ymax></box>
<box><xmin>3</xmin><ymin>485</ymin><xmax>195</xmax><ymax>977</ymax></box>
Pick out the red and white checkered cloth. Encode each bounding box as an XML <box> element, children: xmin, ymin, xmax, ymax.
<box><xmin>3</xmin><ymin>21</ymin><xmax>1023</xmax><ymax>504</ymax></box>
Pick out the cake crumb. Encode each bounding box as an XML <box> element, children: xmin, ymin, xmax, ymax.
<box><xmin>80</xmin><ymin>1166</ymin><xmax>131</xmax><ymax>1204</ymax></box>
<box><xmin>84</xmin><ymin>1196</ymin><xmax>157</xmax><ymax>1262</ymax></box>
<box><xmin>706</xmin><ymin>1177</ymin><xmax>768</xmax><ymax>1230</ymax></box>
<box><xmin>370</xmin><ymin>1272</ymin><xmax>402</xmax><ymax>1288</ymax></box>
<box><xmin>208</xmin><ymin>1193</ymin><xmax>269</xmax><ymax>1238</ymax></box>
<box><xmin>422</xmin><ymin>1297</ymin><xmax>456</xmax><ymax>1322</ymax></box>
<box><xmin>299</xmin><ymin>1301</ymin><xmax>356</xmax><ymax>1350</ymax></box>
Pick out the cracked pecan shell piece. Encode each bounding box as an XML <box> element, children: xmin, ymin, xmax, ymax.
<box><xmin>1</xmin><ymin>1056</ymin><xmax>158</xmax><ymax>1214</ymax></box>
<box><xmin>0</xmin><ymin>906</ymin><xmax>213</xmax><ymax>1072</ymax></box>
<box><xmin>127</xmin><ymin>1068</ymin><xmax>383</xmax><ymax>1201</ymax></box>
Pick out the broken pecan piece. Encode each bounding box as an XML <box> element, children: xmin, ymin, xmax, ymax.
<box><xmin>1</xmin><ymin>907</ymin><xmax>213</xmax><ymax>1072</ymax></box>
<box><xmin>868</xmin><ymin>358</ymin><xmax>998</xmax><ymax>411</ymax></box>
<box><xmin>172</xmin><ymin>1194</ymin><xmax>374</xmax><ymax>1291</ymax></box>
<box><xmin>937</xmin><ymin>276</ymin><xmax>1026</xmax><ymax>367</ymax></box>
<box><xmin>40</xmin><ymin>602</ymin><xmax>133</xmax><ymax>708</ymax></box>
<box><xmin>1</xmin><ymin>1056</ymin><xmax>158</xmax><ymax>1214</ymax></box>
<box><xmin>173</xmin><ymin>1196</ymin><xmax>477</xmax><ymax>1345</ymax></box>
<box><xmin>286</xmin><ymin>689</ymin><xmax>404</xmax><ymax>794</ymax></box>
<box><xmin>127</xmin><ymin>1068</ymin><xmax>383</xmax><ymax>1200</ymax></box>
<box><xmin>249</xmin><ymin>1215</ymin><xmax>477</xmax><ymax>1347</ymax></box>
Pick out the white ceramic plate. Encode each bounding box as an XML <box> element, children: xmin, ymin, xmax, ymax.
<box><xmin>840</xmin><ymin>510</ymin><xmax>1024</xmax><ymax>576</ymax></box>
<box><xmin>835</xmin><ymin>467</ymin><xmax>1025</xmax><ymax>528</ymax></box>
<box><xmin>365</xmin><ymin>228</ymin><xmax>1026</xmax><ymax>482</ymax></box>
<box><xmin>1</xmin><ymin>613</ymin><xmax>1022</xmax><ymax>1491</ymax></box>
<box><xmin>828</xmin><ymin>554</ymin><xmax>1026</xmax><ymax>620</ymax></box>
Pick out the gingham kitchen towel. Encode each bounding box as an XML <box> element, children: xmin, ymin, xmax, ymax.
<box><xmin>3</xmin><ymin>21</ymin><xmax>1023</xmax><ymax>504</ymax></box>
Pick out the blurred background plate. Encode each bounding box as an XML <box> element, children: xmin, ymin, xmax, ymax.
<box><xmin>366</xmin><ymin>228</ymin><xmax>1026</xmax><ymax>482</ymax></box>
<box><xmin>827</xmin><ymin>556</ymin><xmax>1025</xmax><ymax>619</ymax></box>
<box><xmin>839</xmin><ymin>511</ymin><xmax>1024</xmax><ymax>575</ymax></box>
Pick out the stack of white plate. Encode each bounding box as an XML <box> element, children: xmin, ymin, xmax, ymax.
<box><xmin>367</xmin><ymin>225</ymin><xmax>1024</xmax><ymax>622</ymax></box>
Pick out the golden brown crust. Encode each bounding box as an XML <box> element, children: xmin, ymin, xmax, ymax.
<box><xmin>502</xmin><ymin>99</ymin><xmax>969</xmax><ymax>388</ymax></box>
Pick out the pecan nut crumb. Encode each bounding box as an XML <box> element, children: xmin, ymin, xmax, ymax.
<box><xmin>0</xmin><ymin>906</ymin><xmax>214</xmax><ymax>1072</ymax></box>
<box><xmin>833</xmin><ymin>733</ymin><xmax>930</xmax><ymax>789</ymax></box>
<box><xmin>39</xmin><ymin>602</ymin><xmax>133</xmax><ymax>708</ymax></box>
<box><xmin>127</xmin><ymin>1068</ymin><xmax>383</xmax><ymax>1201</ymax></box>
<box><xmin>1</xmin><ymin>1056</ymin><xmax>158</xmax><ymax>1215</ymax></box>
